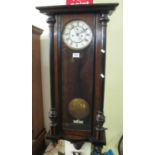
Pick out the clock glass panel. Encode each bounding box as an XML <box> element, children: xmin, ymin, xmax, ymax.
<box><xmin>61</xmin><ymin>15</ymin><xmax>95</xmax><ymax>132</ymax></box>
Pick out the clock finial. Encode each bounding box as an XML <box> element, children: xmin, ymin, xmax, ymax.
<box><xmin>99</xmin><ymin>13</ymin><xmax>109</xmax><ymax>26</ymax></box>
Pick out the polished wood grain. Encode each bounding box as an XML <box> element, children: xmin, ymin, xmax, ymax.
<box><xmin>32</xmin><ymin>130</ymin><xmax>46</xmax><ymax>155</ymax></box>
<box><xmin>61</xmin><ymin>14</ymin><xmax>95</xmax><ymax>138</ymax></box>
<box><xmin>32</xmin><ymin>25</ymin><xmax>46</xmax><ymax>155</ymax></box>
<box><xmin>32</xmin><ymin>26</ymin><xmax>44</xmax><ymax>139</ymax></box>
<box><xmin>36</xmin><ymin>3</ymin><xmax>118</xmax><ymax>15</ymax></box>
<box><xmin>36</xmin><ymin>3</ymin><xmax>119</xmax><ymax>151</ymax></box>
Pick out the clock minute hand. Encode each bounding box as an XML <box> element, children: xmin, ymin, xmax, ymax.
<box><xmin>74</xmin><ymin>27</ymin><xmax>80</xmax><ymax>34</ymax></box>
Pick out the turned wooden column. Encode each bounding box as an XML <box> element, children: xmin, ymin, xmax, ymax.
<box><xmin>47</xmin><ymin>15</ymin><xmax>58</xmax><ymax>137</ymax></box>
<box><xmin>99</xmin><ymin>13</ymin><xmax>109</xmax><ymax>112</ymax></box>
<box><xmin>94</xmin><ymin>13</ymin><xmax>109</xmax><ymax>154</ymax></box>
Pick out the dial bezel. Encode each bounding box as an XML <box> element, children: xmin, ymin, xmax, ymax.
<box><xmin>62</xmin><ymin>20</ymin><xmax>93</xmax><ymax>51</ymax></box>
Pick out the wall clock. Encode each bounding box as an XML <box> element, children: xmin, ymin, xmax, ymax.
<box><xmin>36</xmin><ymin>3</ymin><xmax>118</xmax><ymax>154</ymax></box>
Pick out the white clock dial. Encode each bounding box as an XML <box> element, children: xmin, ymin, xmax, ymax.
<box><xmin>62</xmin><ymin>20</ymin><xmax>93</xmax><ymax>50</ymax></box>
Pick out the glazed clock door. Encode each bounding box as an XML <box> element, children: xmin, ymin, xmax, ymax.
<box><xmin>60</xmin><ymin>14</ymin><xmax>95</xmax><ymax>139</ymax></box>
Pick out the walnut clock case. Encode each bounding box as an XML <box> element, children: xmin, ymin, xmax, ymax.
<box><xmin>36</xmin><ymin>3</ymin><xmax>118</xmax><ymax>153</ymax></box>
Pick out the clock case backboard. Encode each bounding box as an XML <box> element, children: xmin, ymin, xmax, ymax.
<box><xmin>36</xmin><ymin>3</ymin><xmax>118</xmax><ymax>150</ymax></box>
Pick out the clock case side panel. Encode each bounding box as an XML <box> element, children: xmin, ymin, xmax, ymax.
<box><xmin>50</xmin><ymin>15</ymin><xmax>63</xmax><ymax>137</ymax></box>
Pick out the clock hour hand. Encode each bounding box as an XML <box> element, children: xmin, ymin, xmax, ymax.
<box><xmin>74</xmin><ymin>27</ymin><xmax>83</xmax><ymax>36</ymax></box>
<box><xmin>74</xmin><ymin>27</ymin><xmax>79</xmax><ymax>34</ymax></box>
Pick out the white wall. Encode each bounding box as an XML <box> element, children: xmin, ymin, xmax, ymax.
<box><xmin>32</xmin><ymin>0</ymin><xmax>123</xmax><ymax>154</ymax></box>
